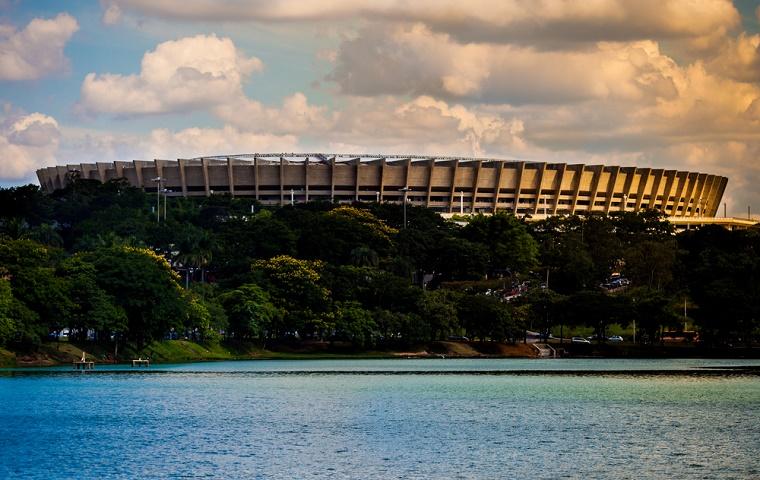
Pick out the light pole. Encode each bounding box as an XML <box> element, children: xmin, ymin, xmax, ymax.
<box><xmin>399</xmin><ymin>187</ymin><xmax>410</xmax><ymax>228</ymax></box>
<box><xmin>162</xmin><ymin>188</ymin><xmax>171</xmax><ymax>220</ymax></box>
<box><xmin>376</xmin><ymin>191</ymin><xmax>380</xmax><ymax>203</ymax></box>
<box><xmin>290</xmin><ymin>188</ymin><xmax>295</xmax><ymax>206</ymax></box>
<box><xmin>152</xmin><ymin>177</ymin><xmax>162</xmax><ymax>223</ymax></box>
<box><xmin>622</xmin><ymin>193</ymin><xmax>628</xmax><ymax>212</ymax></box>
<box><xmin>459</xmin><ymin>191</ymin><xmax>464</xmax><ymax>215</ymax></box>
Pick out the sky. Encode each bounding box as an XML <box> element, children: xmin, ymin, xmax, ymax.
<box><xmin>1</xmin><ymin>0</ymin><xmax>759</xmax><ymax>215</ymax></box>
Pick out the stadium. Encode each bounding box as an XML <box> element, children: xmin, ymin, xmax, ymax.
<box><xmin>37</xmin><ymin>153</ymin><xmax>729</xmax><ymax>220</ymax></box>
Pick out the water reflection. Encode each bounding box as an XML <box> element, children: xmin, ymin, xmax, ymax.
<box><xmin>1</xmin><ymin>359</ymin><xmax>759</xmax><ymax>479</ymax></box>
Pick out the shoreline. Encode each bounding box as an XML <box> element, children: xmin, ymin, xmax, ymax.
<box><xmin>2</xmin><ymin>340</ymin><xmax>760</xmax><ymax>368</ymax></box>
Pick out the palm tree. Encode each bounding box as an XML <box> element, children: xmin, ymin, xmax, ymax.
<box><xmin>176</xmin><ymin>227</ymin><xmax>213</xmax><ymax>287</ymax></box>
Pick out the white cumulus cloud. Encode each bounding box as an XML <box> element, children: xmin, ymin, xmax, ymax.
<box><xmin>0</xmin><ymin>13</ymin><xmax>79</xmax><ymax>81</ymax></box>
<box><xmin>0</xmin><ymin>109</ymin><xmax>60</xmax><ymax>181</ymax></box>
<box><xmin>79</xmin><ymin>34</ymin><xmax>263</xmax><ymax>115</ymax></box>
<box><xmin>214</xmin><ymin>92</ymin><xmax>333</xmax><ymax>135</ymax></box>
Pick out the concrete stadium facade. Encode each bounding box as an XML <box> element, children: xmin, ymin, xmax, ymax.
<box><xmin>36</xmin><ymin>154</ymin><xmax>728</xmax><ymax>217</ymax></box>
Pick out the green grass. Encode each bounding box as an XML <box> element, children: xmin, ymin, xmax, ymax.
<box><xmin>132</xmin><ymin>340</ymin><xmax>239</xmax><ymax>363</ymax></box>
<box><xmin>0</xmin><ymin>347</ymin><xmax>15</xmax><ymax>367</ymax></box>
<box><xmin>131</xmin><ymin>341</ymin><xmax>404</xmax><ymax>363</ymax></box>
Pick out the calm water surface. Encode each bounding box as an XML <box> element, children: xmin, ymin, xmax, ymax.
<box><xmin>1</xmin><ymin>359</ymin><xmax>759</xmax><ymax>479</ymax></box>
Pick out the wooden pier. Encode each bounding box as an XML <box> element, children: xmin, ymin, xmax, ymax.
<box><xmin>73</xmin><ymin>352</ymin><xmax>95</xmax><ymax>370</ymax></box>
<box><xmin>131</xmin><ymin>357</ymin><xmax>150</xmax><ymax>367</ymax></box>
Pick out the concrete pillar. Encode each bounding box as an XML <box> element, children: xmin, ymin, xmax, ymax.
<box><xmin>227</xmin><ymin>157</ymin><xmax>235</xmax><ymax>198</ymax></box>
<box><xmin>532</xmin><ymin>162</ymin><xmax>547</xmax><ymax>215</ymax></box>
<box><xmin>603</xmin><ymin>166</ymin><xmax>620</xmax><ymax>214</ymax></box>
<box><xmin>201</xmin><ymin>158</ymin><xmax>210</xmax><ymax>196</ymax></box>
<box><xmin>514</xmin><ymin>161</ymin><xmax>526</xmax><ymax>214</ymax></box>
<box><xmin>492</xmin><ymin>161</ymin><xmax>505</xmax><ymax>213</ymax></box>
<box><xmin>425</xmin><ymin>158</ymin><xmax>435</xmax><ymax>207</ymax></box>
<box><xmin>634</xmin><ymin>168</ymin><xmax>651</xmax><ymax>212</ymax></box>
<box><xmin>552</xmin><ymin>163</ymin><xmax>567</xmax><ymax>215</ymax></box>
<box><xmin>447</xmin><ymin>159</ymin><xmax>460</xmax><ymax>213</ymax></box>
<box><xmin>178</xmin><ymin>159</ymin><xmax>188</xmax><ymax>196</ymax></box>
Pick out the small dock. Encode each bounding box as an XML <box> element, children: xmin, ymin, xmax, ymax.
<box><xmin>73</xmin><ymin>360</ymin><xmax>95</xmax><ymax>369</ymax></box>
<box><xmin>131</xmin><ymin>357</ymin><xmax>150</xmax><ymax>367</ymax></box>
<box><xmin>533</xmin><ymin>343</ymin><xmax>557</xmax><ymax>358</ymax></box>
<box><xmin>73</xmin><ymin>352</ymin><xmax>95</xmax><ymax>369</ymax></box>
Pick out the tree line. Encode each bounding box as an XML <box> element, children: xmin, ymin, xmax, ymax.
<box><xmin>0</xmin><ymin>178</ymin><xmax>757</xmax><ymax>350</ymax></box>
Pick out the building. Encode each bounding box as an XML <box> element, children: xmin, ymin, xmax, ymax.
<box><xmin>37</xmin><ymin>153</ymin><xmax>728</xmax><ymax>218</ymax></box>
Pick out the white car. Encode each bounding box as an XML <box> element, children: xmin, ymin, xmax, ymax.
<box><xmin>572</xmin><ymin>337</ymin><xmax>591</xmax><ymax>344</ymax></box>
<box><xmin>607</xmin><ymin>335</ymin><xmax>624</xmax><ymax>342</ymax></box>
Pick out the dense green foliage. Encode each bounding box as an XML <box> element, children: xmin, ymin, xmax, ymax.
<box><xmin>0</xmin><ymin>180</ymin><xmax>758</xmax><ymax>350</ymax></box>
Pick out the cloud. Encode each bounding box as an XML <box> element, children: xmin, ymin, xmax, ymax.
<box><xmin>286</xmin><ymin>95</ymin><xmax>532</xmax><ymax>158</ymax></box>
<box><xmin>79</xmin><ymin>34</ymin><xmax>263</xmax><ymax>115</ymax></box>
<box><xmin>328</xmin><ymin>24</ymin><xmax>679</xmax><ymax>104</ymax></box>
<box><xmin>147</xmin><ymin>125</ymin><xmax>297</xmax><ymax>158</ymax></box>
<box><xmin>214</xmin><ymin>92</ymin><xmax>333</xmax><ymax>134</ymax></box>
<box><xmin>107</xmin><ymin>0</ymin><xmax>739</xmax><ymax>45</ymax></box>
<box><xmin>58</xmin><ymin>124</ymin><xmax>298</xmax><ymax>164</ymax></box>
<box><xmin>0</xmin><ymin>109</ymin><xmax>60</xmax><ymax>181</ymax></box>
<box><xmin>704</xmin><ymin>33</ymin><xmax>760</xmax><ymax>82</ymax></box>
<box><xmin>0</xmin><ymin>13</ymin><xmax>79</xmax><ymax>81</ymax></box>
<box><xmin>101</xmin><ymin>2</ymin><xmax>124</xmax><ymax>25</ymax></box>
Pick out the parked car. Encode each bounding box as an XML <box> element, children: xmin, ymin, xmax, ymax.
<box><xmin>572</xmin><ymin>336</ymin><xmax>591</xmax><ymax>344</ymax></box>
<box><xmin>607</xmin><ymin>335</ymin><xmax>624</xmax><ymax>342</ymax></box>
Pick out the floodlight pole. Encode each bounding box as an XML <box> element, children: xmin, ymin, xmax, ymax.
<box><xmin>152</xmin><ymin>177</ymin><xmax>162</xmax><ymax>223</ymax></box>
<box><xmin>399</xmin><ymin>187</ymin><xmax>410</xmax><ymax>228</ymax></box>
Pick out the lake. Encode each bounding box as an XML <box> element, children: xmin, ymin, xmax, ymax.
<box><xmin>2</xmin><ymin>358</ymin><xmax>759</xmax><ymax>479</ymax></box>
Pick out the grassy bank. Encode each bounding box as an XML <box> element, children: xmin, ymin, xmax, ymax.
<box><xmin>4</xmin><ymin>339</ymin><xmax>755</xmax><ymax>368</ymax></box>
<box><xmin>1</xmin><ymin>339</ymin><xmax>538</xmax><ymax>367</ymax></box>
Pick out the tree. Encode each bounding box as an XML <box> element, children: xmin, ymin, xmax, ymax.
<box><xmin>333</xmin><ymin>301</ymin><xmax>377</xmax><ymax>347</ymax></box>
<box><xmin>59</xmin><ymin>255</ymin><xmax>127</xmax><ymax>343</ymax></box>
<box><xmin>461</xmin><ymin>212</ymin><xmax>538</xmax><ymax>274</ymax></box>
<box><xmin>0</xmin><ymin>237</ymin><xmax>73</xmax><ymax>343</ymax></box>
<box><xmin>417</xmin><ymin>289</ymin><xmax>460</xmax><ymax>341</ymax></box>
<box><xmin>252</xmin><ymin>255</ymin><xmax>330</xmax><ymax>338</ymax></box>
<box><xmin>0</xmin><ymin>276</ymin><xmax>17</xmax><ymax>345</ymax></box>
<box><xmin>541</xmin><ymin>232</ymin><xmax>594</xmax><ymax>294</ymax></box>
<box><xmin>87</xmin><ymin>246</ymin><xmax>187</xmax><ymax>346</ymax></box>
<box><xmin>188</xmin><ymin>283</ymin><xmax>228</xmax><ymax>342</ymax></box>
<box><xmin>294</xmin><ymin>206</ymin><xmax>396</xmax><ymax>264</ymax></box>
<box><xmin>213</xmin><ymin>211</ymin><xmax>296</xmax><ymax>282</ymax></box>
<box><xmin>457</xmin><ymin>294</ymin><xmax>515</xmax><ymax>342</ymax></box>
<box><xmin>680</xmin><ymin>227</ymin><xmax>760</xmax><ymax>346</ymax></box>
<box><xmin>624</xmin><ymin>239</ymin><xmax>676</xmax><ymax>290</ymax></box>
<box><xmin>564</xmin><ymin>290</ymin><xmax>630</xmax><ymax>341</ymax></box>
<box><xmin>219</xmin><ymin>284</ymin><xmax>279</xmax><ymax>340</ymax></box>
<box><xmin>627</xmin><ymin>287</ymin><xmax>680</xmax><ymax>344</ymax></box>
<box><xmin>519</xmin><ymin>287</ymin><xmax>566</xmax><ymax>340</ymax></box>
<box><xmin>433</xmin><ymin>237</ymin><xmax>489</xmax><ymax>281</ymax></box>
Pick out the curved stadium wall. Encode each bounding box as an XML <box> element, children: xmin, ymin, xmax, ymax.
<box><xmin>36</xmin><ymin>154</ymin><xmax>728</xmax><ymax>217</ymax></box>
